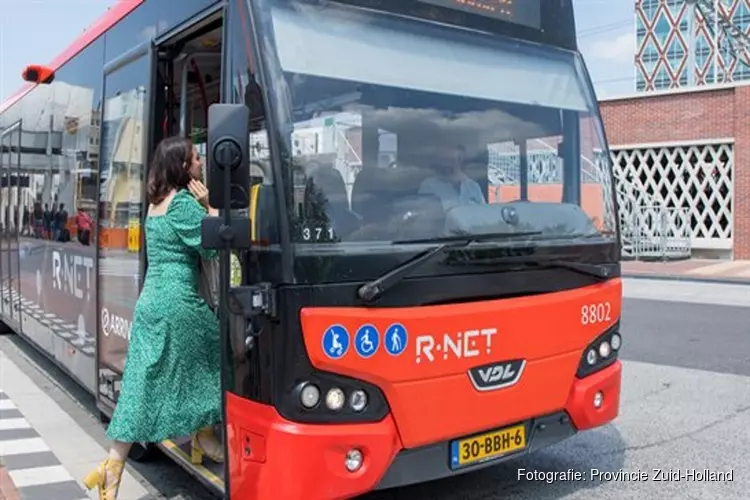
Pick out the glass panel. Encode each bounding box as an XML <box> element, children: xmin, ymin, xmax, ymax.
<box><xmin>267</xmin><ymin>3</ymin><xmax>616</xmax><ymax>249</ymax></box>
<box><xmin>0</xmin><ymin>37</ymin><xmax>103</xmax><ymax>391</ymax></box>
<box><xmin>272</xmin><ymin>6</ymin><xmax>588</xmax><ymax>111</ymax></box>
<box><xmin>4</xmin><ymin>127</ymin><xmax>21</xmax><ymax>324</ymax></box>
<box><xmin>0</xmin><ymin>132</ymin><xmax>10</xmax><ymax>319</ymax></box>
<box><xmin>97</xmin><ymin>55</ymin><xmax>149</xmax><ymax>401</ymax></box>
<box><xmin>104</xmin><ymin>0</ymin><xmax>218</xmax><ymax>61</ymax></box>
<box><xmin>489</xmin><ymin>113</ymin><xmax>615</xmax><ymax>237</ymax></box>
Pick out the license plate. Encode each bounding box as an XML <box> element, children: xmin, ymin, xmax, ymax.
<box><xmin>449</xmin><ymin>423</ymin><xmax>526</xmax><ymax>469</ymax></box>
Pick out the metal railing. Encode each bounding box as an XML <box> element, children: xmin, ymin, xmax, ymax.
<box><xmin>487</xmin><ymin>156</ymin><xmax>693</xmax><ymax>261</ymax></box>
<box><xmin>626</xmin><ymin>205</ymin><xmax>692</xmax><ymax>260</ymax></box>
<box><xmin>613</xmin><ymin>165</ymin><xmax>693</xmax><ymax>261</ymax></box>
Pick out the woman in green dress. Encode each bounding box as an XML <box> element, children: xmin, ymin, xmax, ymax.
<box><xmin>83</xmin><ymin>136</ymin><xmax>224</xmax><ymax>500</ymax></box>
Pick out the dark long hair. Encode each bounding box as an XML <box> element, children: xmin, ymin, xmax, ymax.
<box><xmin>147</xmin><ymin>136</ymin><xmax>194</xmax><ymax>205</ymax></box>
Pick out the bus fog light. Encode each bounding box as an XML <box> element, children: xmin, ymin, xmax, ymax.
<box><xmin>345</xmin><ymin>449</ymin><xmax>363</xmax><ymax>472</ymax></box>
<box><xmin>586</xmin><ymin>349</ymin><xmax>597</xmax><ymax>365</ymax></box>
<box><xmin>300</xmin><ymin>384</ymin><xmax>320</xmax><ymax>409</ymax></box>
<box><xmin>350</xmin><ymin>390</ymin><xmax>368</xmax><ymax>412</ymax></box>
<box><xmin>611</xmin><ymin>333</ymin><xmax>621</xmax><ymax>350</ymax></box>
<box><xmin>326</xmin><ymin>388</ymin><xmax>345</xmax><ymax>411</ymax></box>
<box><xmin>593</xmin><ymin>391</ymin><xmax>603</xmax><ymax>408</ymax></box>
<box><xmin>599</xmin><ymin>341</ymin><xmax>611</xmax><ymax>358</ymax></box>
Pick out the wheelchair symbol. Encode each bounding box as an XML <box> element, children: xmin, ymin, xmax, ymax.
<box><xmin>355</xmin><ymin>324</ymin><xmax>379</xmax><ymax>358</ymax></box>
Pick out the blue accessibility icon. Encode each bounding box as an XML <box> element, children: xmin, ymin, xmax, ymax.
<box><xmin>354</xmin><ymin>324</ymin><xmax>380</xmax><ymax>358</ymax></box>
<box><xmin>322</xmin><ymin>324</ymin><xmax>350</xmax><ymax>359</ymax></box>
<box><xmin>384</xmin><ymin>323</ymin><xmax>407</xmax><ymax>356</ymax></box>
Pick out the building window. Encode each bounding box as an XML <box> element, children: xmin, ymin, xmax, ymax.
<box><xmin>654</xmin><ymin>65</ymin><xmax>672</xmax><ymax>89</ymax></box>
<box><xmin>642</xmin><ymin>0</ymin><xmax>660</xmax><ymax>21</ymax></box>
<box><xmin>636</xmin><ymin>73</ymin><xmax>647</xmax><ymax>91</ymax></box>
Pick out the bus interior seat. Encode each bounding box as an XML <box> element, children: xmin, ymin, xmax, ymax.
<box><xmin>304</xmin><ymin>165</ymin><xmax>360</xmax><ymax>238</ymax></box>
<box><xmin>351</xmin><ymin>166</ymin><xmax>390</xmax><ymax>223</ymax></box>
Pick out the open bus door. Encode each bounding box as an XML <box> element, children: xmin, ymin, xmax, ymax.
<box><xmin>95</xmin><ymin>38</ymin><xmax>157</xmax><ymax>457</ymax></box>
<box><xmin>96</xmin><ymin>4</ymin><xmax>233</xmax><ymax>493</ymax></box>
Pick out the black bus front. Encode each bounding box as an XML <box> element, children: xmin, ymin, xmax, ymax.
<box><xmin>214</xmin><ymin>1</ymin><xmax>622</xmax><ymax>498</ymax></box>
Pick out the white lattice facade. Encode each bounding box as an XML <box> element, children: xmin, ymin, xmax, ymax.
<box><xmin>610</xmin><ymin>141</ymin><xmax>734</xmax><ymax>250</ymax></box>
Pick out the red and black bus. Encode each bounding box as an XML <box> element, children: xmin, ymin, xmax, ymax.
<box><xmin>0</xmin><ymin>0</ymin><xmax>623</xmax><ymax>498</ymax></box>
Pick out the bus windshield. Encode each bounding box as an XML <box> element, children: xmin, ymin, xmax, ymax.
<box><xmin>266</xmin><ymin>1</ymin><xmax>616</xmax><ymax>249</ymax></box>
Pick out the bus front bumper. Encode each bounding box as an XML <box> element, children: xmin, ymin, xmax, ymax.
<box><xmin>225</xmin><ymin>360</ymin><xmax>621</xmax><ymax>499</ymax></box>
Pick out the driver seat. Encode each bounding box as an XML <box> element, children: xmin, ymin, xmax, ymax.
<box><xmin>304</xmin><ymin>165</ymin><xmax>360</xmax><ymax>239</ymax></box>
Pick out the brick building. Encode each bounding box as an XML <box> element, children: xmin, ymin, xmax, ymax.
<box><xmin>599</xmin><ymin>82</ymin><xmax>749</xmax><ymax>259</ymax></box>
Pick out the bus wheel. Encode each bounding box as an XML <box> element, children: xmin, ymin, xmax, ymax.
<box><xmin>129</xmin><ymin>442</ymin><xmax>155</xmax><ymax>462</ymax></box>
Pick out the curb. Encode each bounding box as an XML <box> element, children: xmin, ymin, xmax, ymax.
<box><xmin>0</xmin><ymin>467</ymin><xmax>20</xmax><ymax>500</ymax></box>
<box><xmin>623</xmin><ymin>272</ymin><xmax>750</xmax><ymax>286</ymax></box>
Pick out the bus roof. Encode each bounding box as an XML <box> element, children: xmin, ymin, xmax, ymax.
<box><xmin>0</xmin><ymin>0</ymin><xmax>144</xmax><ymax>116</ymax></box>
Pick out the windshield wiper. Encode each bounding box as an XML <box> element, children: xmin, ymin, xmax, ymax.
<box><xmin>448</xmin><ymin>254</ymin><xmax>616</xmax><ymax>281</ymax></box>
<box><xmin>357</xmin><ymin>231</ymin><xmax>541</xmax><ymax>302</ymax></box>
<box><xmin>531</xmin><ymin>259</ymin><xmax>615</xmax><ymax>280</ymax></box>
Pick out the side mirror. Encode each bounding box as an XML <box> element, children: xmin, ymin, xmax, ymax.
<box><xmin>22</xmin><ymin>65</ymin><xmax>55</xmax><ymax>84</ymax></box>
<box><xmin>206</xmin><ymin>103</ymin><xmax>251</xmax><ymax>210</ymax></box>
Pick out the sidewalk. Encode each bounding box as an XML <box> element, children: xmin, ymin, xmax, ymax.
<box><xmin>622</xmin><ymin>258</ymin><xmax>750</xmax><ymax>284</ymax></box>
<box><xmin>0</xmin><ymin>389</ymin><xmax>88</xmax><ymax>499</ymax></box>
<box><xmin>0</xmin><ymin>349</ymin><xmax>149</xmax><ymax>500</ymax></box>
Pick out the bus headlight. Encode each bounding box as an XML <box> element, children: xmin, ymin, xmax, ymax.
<box><xmin>350</xmin><ymin>390</ymin><xmax>368</xmax><ymax>412</ymax></box>
<box><xmin>611</xmin><ymin>333</ymin><xmax>621</xmax><ymax>351</ymax></box>
<box><xmin>345</xmin><ymin>449</ymin><xmax>363</xmax><ymax>472</ymax></box>
<box><xmin>576</xmin><ymin>326</ymin><xmax>621</xmax><ymax>378</ymax></box>
<box><xmin>325</xmin><ymin>388</ymin><xmax>345</xmax><ymax>411</ymax></box>
<box><xmin>598</xmin><ymin>341</ymin><xmax>611</xmax><ymax>358</ymax></box>
<box><xmin>593</xmin><ymin>391</ymin><xmax>604</xmax><ymax>408</ymax></box>
<box><xmin>586</xmin><ymin>349</ymin><xmax>597</xmax><ymax>365</ymax></box>
<box><xmin>287</xmin><ymin>372</ymin><xmax>389</xmax><ymax>424</ymax></box>
<box><xmin>300</xmin><ymin>383</ymin><xmax>320</xmax><ymax>409</ymax></box>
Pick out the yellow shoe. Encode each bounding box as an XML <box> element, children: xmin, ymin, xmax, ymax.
<box><xmin>191</xmin><ymin>427</ymin><xmax>225</xmax><ymax>464</ymax></box>
<box><xmin>82</xmin><ymin>458</ymin><xmax>125</xmax><ymax>500</ymax></box>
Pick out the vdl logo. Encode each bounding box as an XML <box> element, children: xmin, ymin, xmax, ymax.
<box><xmin>321</xmin><ymin>323</ymin><xmax>408</xmax><ymax>359</ymax></box>
<box><xmin>467</xmin><ymin>359</ymin><xmax>526</xmax><ymax>392</ymax></box>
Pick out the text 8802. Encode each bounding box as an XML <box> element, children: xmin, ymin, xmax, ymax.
<box><xmin>581</xmin><ymin>303</ymin><xmax>611</xmax><ymax>325</ymax></box>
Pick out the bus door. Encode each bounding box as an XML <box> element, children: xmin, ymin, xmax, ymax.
<box><xmin>95</xmin><ymin>39</ymin><xmax>156</xmax><ymax>426</ymax></box>
<box><xmin>0</xmin><ymin>121</ymin><xmax>22</xmax><ymax>330</ymax></box>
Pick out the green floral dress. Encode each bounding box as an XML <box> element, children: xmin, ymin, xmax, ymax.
<box><xmin>106</xmin><ymin>189</ymin><xmax>221</xmax><ymax>443</ymax></box>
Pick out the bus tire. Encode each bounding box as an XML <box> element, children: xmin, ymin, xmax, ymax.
<box><xmin>129</xmin><ymin>442</ymin><xmax>155</xmax><ymax>462</ymax></box>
